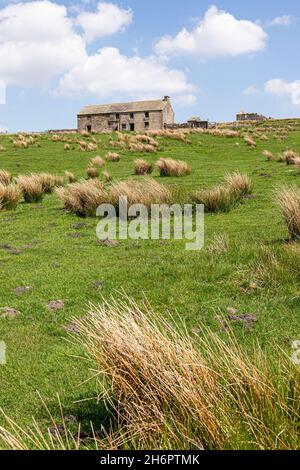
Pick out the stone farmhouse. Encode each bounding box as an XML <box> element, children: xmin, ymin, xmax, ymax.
<box><xmin>78</xmin><ymin>96</ymin><xmax>174</xmax><ymax>133</ymax></box>
<box><xmin>236</xmin><ymin>111</ymin><xmax>267</xmax><ymax>122</ymax></box>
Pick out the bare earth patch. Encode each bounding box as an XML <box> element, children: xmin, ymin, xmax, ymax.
<box><xmin>216</xmin><ymin>310</ymin><xmax>258</xmax><ymax>330</ymax></box>
<box><xmin>47</xmin><ymin>300</ymin><xmax>65</xmax><ymax>311</ymax></box>
<box><xmin>0</xmin><ymin>307</ymin><xmax>21</xmax><ymax>319</ymax></box>
<box><xmin>92</xmin><ymin>280</ymin><xmax>104</xmax><ymax>290</ymax></box>
<box><xmin>67</xmin><ymin>232</ymin><xmax>83</xmax><ymax>239</ymax></box>
<box><xmin>13</xmin><ymin>285</ymin><xmax>33</xmax><ymax>296</ymax></box>
<box><xmin>228</xmin><ymin>313</ymin><xmax>258</xmax><ymax>329</ymax></box>
<box><xmin>98</xmin><ymin>239</ymin><xmax>119</xmax><ymax>247</ymax></box>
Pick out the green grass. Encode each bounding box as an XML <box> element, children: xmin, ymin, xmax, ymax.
<box><xmin>0</xmin><ymin>123</ymin><xmax>300</xmax><ymax>440</ymax></box>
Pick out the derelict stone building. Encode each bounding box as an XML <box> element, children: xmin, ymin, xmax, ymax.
<box><xmin>78</xmin><ymin>96</ymin><xmax>174</xmax><ymax>133</ymax></box>
<box><xmin>236</xmin><ymin>111</ymin><xmax>267</xmax><ymax>122</ymax></box>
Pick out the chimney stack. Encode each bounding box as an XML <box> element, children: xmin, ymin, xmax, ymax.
<box><xmin>163</xmin><ymin>96</ymin><xmax>170</xmax><ymax>102</ymax></box>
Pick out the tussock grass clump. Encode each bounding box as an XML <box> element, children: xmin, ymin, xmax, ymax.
<box><xmin>1</xmin><ymin>297</ymin><xmax>300</xmax><ymax>450</ymax></box>
<box><xmin>244</xmin><ymin>136</ymin><xmax>257</xmax><ymax>148</ymax></box>
<box><xmin>277</xmin><ymin>186</ymin><xmax>300</xmax><ymax>240</ymax></box>
<box><xmin>86</xmin><ymin>167</ymin><xmax>100</xmax><ymax>179</ymax></box>
<box><xmin>282</xmin><ymin>150</ymin><xmax>299</xmax><ymax>165</ymax></box>
<box><xmin>0</xmin><ymin>169</ymin><xmax>12</xmax><ymax>186</ymax></box>
<box><xmin>156</xmin><ymin>158</ymin><xmax>191</xmax><ymax>177</ymax></box>
<box><xmin>55</xmin><ymin>179</ymin><xmax>106</xmax><ymax>217</ymax></box>
<box><xmin>102</xmin><ymin>170</ymin><xmax>112</xmax><ymax>183</ymax></box>
<box><xmin>37</xmin><ymin>173</ymin><xmax>64</xmax><ymax>193</ymax></box>
<box><xmin>16</xmin><ymin>175</ymin><xmax>44</xmax><ymax>203</ymax></box>
<box><xmin>73</xmin><ymin>298</ymin><xmax>300</xmax><ymax>450</ymax></box>
<box><xmin>131</xmin><ymin>135</ymin><xmax>159</xmax><ymax>147</ymax></box>
<box><xmin>134</xmin><ymin>159</ymin><xmax>153</xmax><ymax>176</ymax></box>
<box><xmin>64</xmin><ymin>144</ymin><xmax>71</xmax><ymax>151</ymax></box>
<box><xmin>80</xmin><ymin>130</ymin><xmax>90</xmax><ymax>137</ymax></box>
<box><xmin>87</xmin><ymin>143</ymin><xmax>98</xmax><ymax>152</ymax></box>
<box><xmin>193</xmin><ymin>172</ymin><xmax>252</xmax><ymax>213</ymax></box>
<box><xmin>106</xmin><ymin>152</ymin><xmax>120</xmax><ymax>162</ymax></box>
<box><xmin>224</xmin><ymin>172</ymin><xmax>252</xmax><ymax>197</ymax></box>
<box><xmin>129</xmin><ymin>143</ymin><xmax>157</xmax><ymax>153</ymax></box>
<box><xmin>78</xmin><ymin>141</ymin><xmax>97</xmax><ymax>152</ymax></box>
<box><xmin>193</xmin><ymin>185</ymin><xmax>233</xmax><ymax>212</ymax></box>
<box><xmin>0</xmin><ymin>183</ymin><xmax>21</xmax><ymax>210</ymax></box>
<box><xmin>0</xmin><ymin>145</ymin><xmax>6</xmax><ymax>152</ymax></box>
<box><xmin>108</xmin><ymin>178</ymin><xmax>172</xmax><ymax>209</ymax></box>
<box><xmin>262</xmin><ymin>150</ymin><xmax>274</xmax><ymax>161</ymax></box>
<box><xmin>64</xmin><ymin>171</ymin><xmax>77</xmax><ymax>183</ymax></box>
<box><xmin>90</xmin><ymin>156</ymin><xmax>105</xmax><ymax>168</ymax></box>
<box><xmin>51</xmin><ymin>134</ymin><xmax>61</xmax><ymax>142</ymax></box>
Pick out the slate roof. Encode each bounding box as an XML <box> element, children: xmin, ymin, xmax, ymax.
<box><xmin>78</xmin><ymin>99</ymin><xmax>169</xmax><ymax>116</ymax></box>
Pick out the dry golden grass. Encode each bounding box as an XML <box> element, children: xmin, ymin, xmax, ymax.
<box><xmin>106</xmin><ymin>152</ymin><xmax>120</xmax><ymax>162</ymax></box>
<box><xmin>282</xmin><ymin>150</ymin><xmax>299</xmax><ymax>165</ymax></box>
<box><xmin>0</xmin><ymin>169</ymin><xmax>12</xmax><ymax>186</ymax></box>
<box><xmin>156</xmin><ymin>158</ymin><xmax>191</xmax><ymax>177</ymax></box>
<box><xmin>224</xmin><ymin>172</ymin><xmax>252</xmax><ymax>196</ymax></box>
<box><xmin>133</xmin><ymin>159</ymin><xmax>153</xmax><ymax>176</ymax></box>
<box><xmin>64</xmin><ymin>171</ymin><xmax>77</xmax><ymax>184</ymax></box>
<box><xmin>103</xmin><ymin>170</ymin><xmax>112</xmax><ymax>183</ymax></box>
<box><xmin>37</xmin><ymin>173</ymin><xmax>64</xmax><ymax>194</ymax></box>
<box><xmin>16</xmin><ymin>175</ymin><xmax>45</xmax><ymax>203</ymax></box>
<box><xmin>0</xmin><ymin>183</ymin><xmax>22</xmax><ymax>210</ymax></box>
<box><xmin>90</xmin><ymin>156</ymin><xmax>105</xmax><ymax>168</ymax></box>
<box><xmin>87</xmin><ymin>143</ymin><xmax>98</xmax><ymax>152</ymax></box>
<box><xmin>64</xmin><ymin>144</ymin><xmax>71</xmax><ymax>151</ymax></box>
<box><xmin>78</xmin><ymin>141</ymin><xmax>98</xmax><ymax>152</ymax></box>
<box><xmin>1</xmin><ymin>297</ymin><xmax>300</xmax><ymax>450</ymax></box>
<box><xmin>55</xmin><ymin>179</ymin><xmax>106</xmax><ymax>217</ymax></box>
<box><xmin>244</xmin><ymin>136</ymin><xmax>257</xmax><ymax>148</ymax></box>
<box><xmin>262</xmin><ymin>150</ymin><xmax>274</xmax><ymax>161</ymax></box>
<box><xmin>108</xmin><ymin>178</ymin><xmax>172</xmax><ymax>209</ymax></box>
<box><xmin>193</xmin><ymin>185</ymin><xmax>233</xmax><ymax>213</ymax></box>
<box><xmin>277</xmin><ymin>186</ymin><xmax>300</xmax><ymax>240</ymax></box>
<box><xmin>131</xmin><ymin>135</ymin><xmax>159</xmax><ymax>147</ymax></box>
<box><xmin>80</xmin><ymin>130</ymin><xmax>90</xmax><ymax>137</ymax></box>
<box><xmin>129</xmin><ymin>143</ymin><xmax>157</xmax><ymax>153</ymax></box>
<box><xmin>194</xmin><ymin>172</ymin><xmax>252</xmax><ymax>212</ymax></box>
<box><xmin>86</xmin><ymin>167</ymin><xmax>100</xmax><ymax>179</ymax></box>
<box><xmin>51</xmin><ymin>134</ymin><xmax>62</xmax><ymax>142</ymax></box>
<box><xmin>0</xmin><ymin>145</ymin><xmax>6</xmax><ymax>152</ymax></box>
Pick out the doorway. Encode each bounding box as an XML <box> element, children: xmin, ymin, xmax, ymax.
<box><xmin>87</xmin><ymin>125</ymin><xmax>92</xmax><ymax>133</ymax></box>
<box><xmin>130</xmin><ymin>123</ymin><xmax>135</xmax><ymax>132</ymax></box>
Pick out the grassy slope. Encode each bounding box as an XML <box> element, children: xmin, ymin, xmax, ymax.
<box><xmin>0</xmin><ymin>123</ymin><xmax>300</xmax><ymax>431</ymax></box>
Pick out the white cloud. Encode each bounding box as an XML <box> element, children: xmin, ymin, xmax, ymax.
<box><xmin>243</xmin><ymin>85</ymin><xmax>260</xmax><ymax>95</ymax></box>
<box><xmin>76</xmin><ymin>2</ymin><xmax>133</xmax><ymax>43</ymax></box>
<box><xmin>0</xmin><ymin>1</ymin><xmax>86</xmax><ymax>85</ymax></box>
<box><xmin>265</xmin><ymin>79</ymin><xmax>300</xmax><ymax>105</ymax></box>
<box><xmin>57</xmin><ymin>47</ymin><xmax>195</xmax><ymax>99</ymax></box>
<box><xmin>268</xmin><ymin>15</ymin><xmax>294</xmax><ymax>26</ymax></box>
<box><xmin>173</xmin><ymin>94</ymin><xmax>198</xmax><ymax>106</ymax></box>
<box><xmin>0</xmin><ymin>1</ymin><xmax>194</xmax><ymax>102</ymax></box>
<box><xmin>155</xmin><ymin>5</ymin><xmax>267</xmax><ymax>58</ymax></box>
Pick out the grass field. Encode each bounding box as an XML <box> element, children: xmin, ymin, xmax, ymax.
<box><xmin>0</xmin><ymin>121</ymin><xmax>300</xmax><ymax>448</ymax></box>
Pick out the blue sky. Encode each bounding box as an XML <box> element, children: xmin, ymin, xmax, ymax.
<box><xmin>0</xmin><ymin>0</ymin><xmax>299</xmax><ymax>132</ymax></box>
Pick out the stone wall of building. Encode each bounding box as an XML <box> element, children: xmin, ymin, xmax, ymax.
<box><xmin>78</xmin><ymin>97</ymin><xmax>175</xmax><ymax>133</ymax></box>
<box><xmin>162</xmin><ymin>102</ymin><xmax>175</xmax><ymax>125</ymax></box>
<box><xmin>78</xmin><ymin>110</ymin><xmax>170</xmax><ymax>133</ymax></box>
<box><xmin>236</xmin><ymin>113</ymin><xmax>266</xmax><ymax>122</ymax></box>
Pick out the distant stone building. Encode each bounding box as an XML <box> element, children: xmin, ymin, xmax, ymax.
<box><xmin>187</xmin><ymin>116</ymin><xmax>208</xmax><ymax>129</ymax></box>
<box><xmin>236</xmin><ymin>111</ymin><xmax>267</xmax><ymax>122</ymax></box>
<box><xmin>77</xmin><ymin>96</ymin><xmax>174</xmax><ymax>133</ymax></box>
